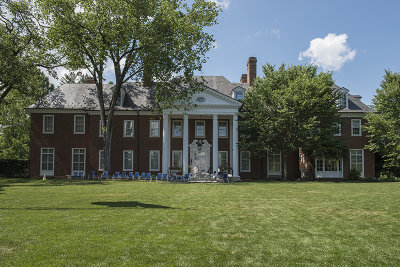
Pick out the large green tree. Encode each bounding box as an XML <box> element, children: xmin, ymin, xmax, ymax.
<box><xmin>37</xmin><ymin>0</ymin><xmax>219</xmax><ymax>172</ymax></box>
<box><xmin>0</xmin><ymin>0</ymin><xmax>56</xmax><ymax>106</ymax></box>
<box><xmin>240</xmin><ymin>64</ymin><xmax>346</xmax><ymax>180</ymax></box>
<box><xmin>365</xmin><ymin>70</ymin><xmax>400</xmax><ymax>177</ymax></box>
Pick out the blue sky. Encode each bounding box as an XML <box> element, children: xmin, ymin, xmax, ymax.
<box><xmin>197</xmin><ymin>0</ymin><xmax>400</xmax><ymax>105</ymax></box>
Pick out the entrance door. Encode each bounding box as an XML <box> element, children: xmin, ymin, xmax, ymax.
<box><xmin>189</xmin><ymin>140</ymin><xmax>211</xmax><ymax>174</ymax></box>
<box><xmin>191</xmin><ymin>151</ymin><xmax>207</xmax><ymax>172</ymax></box>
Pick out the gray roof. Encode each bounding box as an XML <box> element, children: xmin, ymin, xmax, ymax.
<box><xmin>340</xmin><ymin>94</ymin><xmax>373</xmax><ymax>113</ymax></box>
<box><xmin>198</xmin><ymin>76</ymin><xmax>249</xmax><ymax>97</ymax></box>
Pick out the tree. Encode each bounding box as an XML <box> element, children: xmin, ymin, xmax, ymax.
<box><xmin>365</xmin><ymin>70</ymin><xmax>400</xmax><ymax>177</ymax></box>
<box><xmin>240</xmin><ymin>64</ymin><xmax>347</xmax><ymax>180</ymax></box>
<box><xmin>37</xmin><ymin>0</ymin><xmax>220</xmax><ymax>172</ymax></box>
<box><xmin>0</xmin><ymin>0</ymin><xmax>56</xmax><ymax>106</ymax></box>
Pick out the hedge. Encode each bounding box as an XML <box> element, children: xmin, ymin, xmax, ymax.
<box><xmin>0</xmin><ymin>159</ymin><xmax>29</xmax><ymax>178</ymax></box>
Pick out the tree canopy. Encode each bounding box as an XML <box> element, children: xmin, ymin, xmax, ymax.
<box><xmin>240</xmin><ymin>64</ymin><xmax>347</xmax><ymax>179</ymax></box>
<box><xmin>36</xmin><ymin>0</ymin><xmax>220</xmax><ymax>171</ymax></box>
<box><xmin>365</xmin><ymin>70</ymin><xmax>400</xmax><ymax>177</ymax></box>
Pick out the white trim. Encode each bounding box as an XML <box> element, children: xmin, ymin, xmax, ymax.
<box><xmin>171</xmin><ymin>150</ymin><xmax>183</xmax><ymax>169</ymax></box>
<box><xmin>240</xmin><ymin>151</ymin><xmax>251</xmax><ymax>172</ymax></box>
<box><xmin>149</xmin><ymin>150</ymin><xmax>160</xmax><ymax>171</ymax></box>
<box><xmin>315</xmin><ymin>158</ymin><xmax>343</xmax><ymax>178</ymax></box>
<box><xmin>267</xmin><ymin>151</ymin><xmax>281</xmax><ymax>176</ymax></box>
<box><xmin>40</xmin><ymin>147</ymin><xmax>55</xmax><ymax>176</ymax></box>
<box><xmin>351</xmin><ymin>119</ymin><xmax>362</xmax><ymax>136</ymax></box>
<box><xmin>71</xmin><ymin>148</ymin><xmax>86</xmax><ymax>174</ymax></box>
<box><xmin>74</xmin><ymin>115</ymin><xmax>85</xmax><ymax>134</ymax></box>
<box><xmin>195</xmin><ymin>120</ymin><xmax>205</xmax><ymax>138</ymax></box>
<box><xmin>218</xmin><ymin>121</ymin><xmax>228</xmax><ymax>138</ymax></box>
<box><xmin>123</xmin><ymin>150</ymin><xmax>134</xmax><ymax>171</ymax></box>
<box><xmin>150</xmin><ymin>120</ymin><xmax>160</xmax><ymax>137</ymax></box>
<box><xmin>98</xmin><ymin>150</ymin><xmax>104</xmax><ymax>171</ymax></box>
<box><xmin>172</xmin><ymin>120</ymin><xmax>183</xmax><ymax>138</ymax></box>
<box><xmin>123</xmin><ymin>120</ymin><xmax>134</xmax><ymax>137</ymax></box>
<box><xmin>350</xmin><ymin>149</ymin><xmax>364</xmax><ymax>178</ymax></box>
<box><xmin>42</xmin><ymin>115</ymin><xmax>54</xmax><ymax>134</ymax></box>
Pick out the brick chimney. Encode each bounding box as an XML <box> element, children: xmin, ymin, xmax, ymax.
<box><xmin>240</xmin><ymin>74</ymin><xmax>247</xmax><ymax>83</ymax></box>
<box><xmin>247</xmin><ymin>57</ymin><xmax>257</xmax><ymax>86</ymax></box>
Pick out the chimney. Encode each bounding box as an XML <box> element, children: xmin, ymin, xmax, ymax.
<box><xmin>247</xmin><ymin>57</ymin><xmax>257</xmax><ymax>86</ymax></box>
<box><xmin>240</xmin><ymin>74</ymin><xmax>247</xmax><ymax>83</ymax></box>
<box><xmin>84</xmin><ymin>76</ymin><xmax>96</xmax><ymax>84</ymax></box>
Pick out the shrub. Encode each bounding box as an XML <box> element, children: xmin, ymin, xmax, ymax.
<box><xmin>348</xmin><ymin>169</ymin><xmax>361</xmax><ymax>180</ymax></box>
<box><xmin>0</xmin><ymin>159</ymin><xmax>29</xmax><ymax>178</ymax></box>
<box><xmin>378</xmin><ymin>171</ymin><xmax>399</xmax><ymax>182</ymax></box>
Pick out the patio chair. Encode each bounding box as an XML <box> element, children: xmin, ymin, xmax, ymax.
<box><xmin>128</xmin><ymin>172</ymin><xmax>134</xmax><ymax>180</ymax></box>
<box><xmin>88</xmin><ymin>171</ymin><xmax>96</xmax><ymax>180</ymax></box>
<box><xmin>141</xmin><ymin>172</ymin><xmax>146</xmax><ymax>180</ymax></box>
<box><xmin>146</xmin><ymin>173</ymin><xmax>152</xmax><ymax>181</ymax></box>
<box><xmin>71</xmin><ymin>171</ymin><xmax>79</xmax><ymax>179</ymax></box>
<box><xmin>221</xmin><ymin>173</ymin><xmax>229</xmax><ymax>183</ymax></box>
<box><xmin>162</xmin><ymin>173</ymin><xmax>168</xmax><ymax>181</ymax></box>
<box><xmin>120</xmin><ymin>172</ymin><xmax>127</xmax><ymax>179</ymax></box>
<box><xmin>156</xmin><ymin>173</ymin><xmax>162</xmax><ymax>181</ymax></box>
<box><xmin>134</xmin><ymin>172</ymin><xmax>140</xmax><ymax>180</ymax></box>
<box><xmin>100</xmin><ymin>171</ymin><xmax>109</xmax><ymax>180</ymax></box>
<box><xmin>112</xmin><ymin>171</ymin><xmax>120</xmax><ymax>180</ymax></box>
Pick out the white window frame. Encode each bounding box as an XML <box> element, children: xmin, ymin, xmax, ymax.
<box><xmin>235</xmin><ymin>91</ymin><xmax>244</xmax><ymax>100</ymax></box>
<box><xmin>218</xmin><ymin>151</ymin><xmax>228</xmax><ymax>169</ymax></box>
<box><xmin>123</xmin><ymin>120</ymin><xmax>134</xmax><ymax>137</ymax></box>
<box><xmin>99</xmin><ymin>120</ymin><xmax>104</xmax><ymax>137</ymax></box>
<box><xmin>149</xmin><ymin>120</ymin><xmax>160</xmax><ymax>137</ymax></box>
<box><xmin>334</xmin><ymin>122</ymin><xmax>342</xmax><ymax>136</ymax></box>
<box><xmin>74</xmin><ymin>115</ymin><xmax>85</xmax><ymax>134</ymax></box>
<box><xmin>98</xmin><ymin>150</ymin><xmax>104</xmax><ymax>171</ymax></box>
<box><xmin>42</xmin><ymin>115</ymin><xmax>54</xmax><ymax>134</ymax></box>
<box><xmin>218</xmin><ymin>121</ymin><xmax>228</xmax><ymax>138</ymax></box>
<box><xmin>267</xmin><ymin>151</ymin><xmax>281</xmax><ymax>176</ymax></box>
<box><xmin>315</xmin><ymin>157</ymin><xmax>343</xmax><ymax>178</ymax></box>
<box><xmin>71</xmin><ymin>148</ymin><xmax>86</xmax><ymax>174</ymax></box>
<box><xmin>350</xmin><ymin>149</ymin><xmax>364</xmax><ymax>177</ymax></box>
<box><xmin>40</xmin><ymin>147</ymin><xmax>55</xmax><ymax>176</ymax></box>
<box><xmin>351</xmin><ymin>119</ymin><xmax>362</xmax><ymax>136</ymax></box>
<box><xmin>172</xmin><ymin>120</ymin><xmax>183</xmax><ymax>138</ymax></box>
<box><xmin>123</xmin><ymin>150</ymin><xmax>134</xmax><ymax>171</ymax></box>
<box><xmin>195</xmin><ymin>120</ymin><xmax>205</xmax><ymax>138</ymax></box>
<box><xmin>149</xmin><ymin>150</ymin><xmax>160</xmax><ymax>171</ymax></box>
<box><xmin>240</xmin><ymin>151</ymin><xmax>251</xmax><ymax>172</ymax></box>
<box><xmin>171</xmin><ymin>150</ymin><xmax>183</xmax><ymax>169</ymax></box>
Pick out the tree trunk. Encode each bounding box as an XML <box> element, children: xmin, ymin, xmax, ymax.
<box><xmin>104</xmin><ymin>131</ymin><xmax>112</xmax><ymax>172</ymax></box>
<box><xmin>299</xmin><ymin>149</ymin><xmax>314</xmax><ymax>181</ymax></box>
<box><xmin>283</xmin><ymin>153</ymin><xmax>288</xmax><ymax>180</ymax></box>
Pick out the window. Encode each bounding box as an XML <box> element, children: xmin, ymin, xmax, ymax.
<box><xmin>351</xmin><ymin>119</ymin><xmax>361</xmax><ymax>136</ymax></box>
<box><xmin>334</xmin><ymin>122</ymin><xmax>342</xmax><ymax>136</ymax></box>
<box><xmin>268</xmin><ymin>151</ymin><xmax>281</xmax><ymax>175</ymax></box>
<box><xmin>123</xmin><ymin>150</ymin><xmax>134</xmax><ymax>171</ymax></box>
<box><xmin>218</xmin><ymin>121</ymin><xmax>228</xmax><ymax>137</ymax></box>
<box><xmin>195</xmin><ymin>120</ymin><xmax>205</xmax><ymax>137</ymax></box>
<box><xmin>339</xmin><ymin>93</ymin><xmax>347</xmax><ymax>108</ymax></box>
<box><xmin>315</xmin><ymin>158</ymin><xmax>343</xmax><ymax>172</ymax></box>
<box><xmin>218</xmin><ymin>151</ymin><xmax>228</xmax><ymax>169</ymax></box>
<box><xmin>316</xmin><ymin>158</ymin><xmax>324</xmax><ymax>172</ymax></box>
<box><xmin>150</xmin><ymin>120</ymin><xmax>160</xmax><ymax>137</ymax></box>
<box><xmin>235</xmin><ymin>92</ymin><xmax>244</xmax><ymax>100</ymax></box>
<box><xmin>98</xmin><ymin>150</ymin><xmax>104</xmax><ymax>171</ymax></box>
<box><xmin>99</xmin><ymin>120</ymin><xmax>104</xmax><ymax>137</ymax></box>
<box><xmin>149</xmin><ymin>150</ymin><xmax>160</xmax><ymax>171</ymax></box>
<box><xmin>240</xmin><ymin>151</ymin><xmax>251</xmax><ymax>172</ymax></box>
<box><xmin>172</xmin><ymin>120</ymin><xmax>182</xmax><ymax>137</ymax></box>
<box><xmin>72</xmin><ymin>148</ymin><xmax>86</xmax><ymax>173</ymax></box>
<box><xmin>172</xmin><ymin>150</ymin><xmax>183</xmax><ymax>169</ymax></box>
<box><xmin>40</xmin><ymin>148</ymin><xmax>54</xmax><ymax>176</ymax></box>
<box><xmin>124</xmin><ymin>120</ymin><xmax>134</xmax><ymax>137</ymax></box>
<box><xmin>43</xmin><ymin>115</ymin><xmax>54</xmax><ymax>134</ymax></box>
<box><xmin>350</xmin><ymin>149</ymin><xmax>364</xmax><ymax>176</ymax></box>
<box><xmin>74</xmin><ymin>115</ymin><xmax>85</xmax><ymax>134</ymax></box>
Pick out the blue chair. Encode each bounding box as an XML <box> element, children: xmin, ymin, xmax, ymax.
<box><xmin>156</xmin><ymin>173</ymin><xmax>162</xmax><ymax>181</ymax></box>
<box><xmin>141</xmin><ymin>172</ymin><xmax>146</xmax><ymax>180</ymax></box>
<box><xmin>146</xmin><ymin>173</ymin><xmax>152</xmax><ymax>181</ymax></box>
<box><xmin>100</xmin><ymin>171</ymin><xmax>109</xmax><ymax>180</ymax></box>
<box><xmin>222</xmin><ymin>173</ymin><xmax>229</xmax><ymax>183</ymax></box>
<box><xmin>120</xmin><ymin>172</ymin><xmax>127</xmax><ymax>179</ymax></box>
<box><xmin>162</xmin><ymin>173</ymin><xmax>168</xmax><ymax>181</ymax></box>
<box><xmin>88</xmin><ymin>171</ymin><xmax>96</xmax><ymax>180</ymax></box>
<box><xmin>128</xmin><ymin>172</ymin><xmax>134</xmax><ymax>180</ymax></box>
<box><xmin>112</xmin><ymin>172</ymin><xmax>120</xmax><ymax>180</ymax></box>
<box><xmin>72</xmin><ymin>171</ymin><xmax>79</xmax><ymax>179</ymax></box>
<box><xmin>134</xmin><ymin>172</ymin><xmax>140</xmax><ymax>180</ymax></box>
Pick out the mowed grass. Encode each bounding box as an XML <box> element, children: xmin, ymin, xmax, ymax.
<box><xmin>0</xmin><ymin>179</ymin><xmax>400</xmax><ymax>266</ymax></box>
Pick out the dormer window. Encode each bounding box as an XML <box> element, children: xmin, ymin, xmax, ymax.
<box><xmin>235</xmin><ymin>92</ymin><xmax>244</xmax><ymax>100</ymax></box>
<box><xmin>337</xmin><ymin>87</ymin><xmax>349</xmax><ymax>109</ymax></box>
<box><xmin>232</xmin><ymin>87</ymin><xmax>245</xmax><ymax>100</ymax></box>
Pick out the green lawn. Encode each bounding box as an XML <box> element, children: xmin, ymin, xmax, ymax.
<box><xmin>0</xmin><ymin>179</ymin><xmax>399</xmax><ymax>266</ymax></box>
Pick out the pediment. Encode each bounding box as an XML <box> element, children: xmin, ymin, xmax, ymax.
<box><xmin>190</xmin><ymin>88</ymin><xmax>242</xmax><ymax>107</ymax></box>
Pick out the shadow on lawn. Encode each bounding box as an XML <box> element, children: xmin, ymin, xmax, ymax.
<box><xmin>92</xmin><ymin>201</ymin><xmax>174</xmax><ymax>209</ymax></box>
<box><xmin>0</xmin><ymin>178</ymin><xmax>33</xmax><ymax>194</ymax></box>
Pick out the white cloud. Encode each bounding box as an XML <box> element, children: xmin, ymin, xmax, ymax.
<box><xmin>208</xmin><ymin>0</ymin><xmax>231</xmax><ymax>9</ymax></box>
<box><xmin>271</xmin><ymin>29</ymin><xmax>280</xmax><ymax>39</ymax></box>
<box><xmin>299</xmin><ymin>33</ymin><xmax>356</xmax><ymax>71</ymax></box>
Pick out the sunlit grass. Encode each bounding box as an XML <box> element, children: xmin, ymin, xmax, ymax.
<box><xmin>0</xmin><ymin>179</ymin><xmax>399</xmax><ymax>266</ymax></box>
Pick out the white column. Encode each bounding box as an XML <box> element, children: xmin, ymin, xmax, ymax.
<box><xmin>162</xmin><ymin>114</ymin><xmax>169</xmax><ymax>174</ymax></box>
<box><xmin>212</xmin><ymin>114</ymin><xmax>219</xmax><ymax>174</ymax></box>
<box><xmin>183</xmin><ymin>114</ymin><xmax>189</xmax><ymax>174</ymax></box>
<box><xmin>232</xmin><ymin>114</ymin><xmax>239</xmax><ymax>177</ymax></box>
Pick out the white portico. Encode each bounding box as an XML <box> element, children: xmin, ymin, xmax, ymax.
<box><xmin>161</xmin><ymin>88</ymin><xmax>242</xmax><ymax>179</ymax></box>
